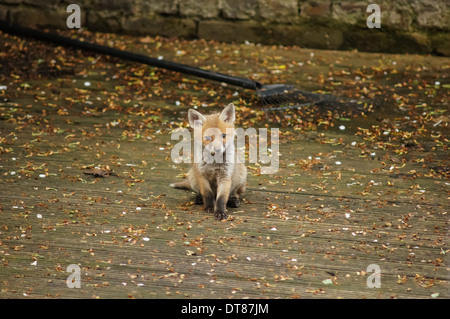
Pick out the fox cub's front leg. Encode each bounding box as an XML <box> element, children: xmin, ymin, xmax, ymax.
<box><xmin>214</xmin><ymin>178</ymin><xmax>232</xmax><ymax>220</ymax></box>
<box><xmin>198</xmin><ymin>176</ymin><xmax>215</xmax><ymax>214</ymax></box>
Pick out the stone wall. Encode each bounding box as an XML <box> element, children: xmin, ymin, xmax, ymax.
<box><xmin>1</xmin><ymin>0</ymin><xmax>449</xmax><ymax>56</ymax></box>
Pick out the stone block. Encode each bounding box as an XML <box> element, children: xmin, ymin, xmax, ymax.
<box><xmin>122</xmin><ymin>16</ymin><xmax>196</xmax><ymax>39</ymax></box>
<box><xmin>198</xmin><ymin>19</ymin><xmax>344</xmax><ymax>50</ymax></box>
<box><xmin>431</xmin><ymin>33</ymin><xmax>450</xmax><ymax>56</ymax></box>
<box><xmin>86</xmin><ymin>10</ymin><xmax>122</xmax><ymax>33</ymax></box>
<box><xmin>0</xmin><ymin>4</ymin><xmax>9</xmax><ymax>20</ymax></box>
<box><xmin>411</xmin><ymin>0</ymin><xmax>449</xmax><ymax>30</ymax></box>
<box><xmin>270</xmin><ymin>23</ymin><xmax>343</xmax><ymax>49</ymax></box>
<box><xmin>299</xmin><ymin>1</ymin><xmax>331</xmax><ymax>19</ymax></box>
<box><xmin>342</xmin><ymin>27</ymin><xmax>395</xmax><ymax>53</ymax></box>
<box><xmin>342</xmin><ymin>27</ymin><xmax>433</xmax><ymax>55</ymax></box>
<box><xmin>179</xmin><ymin>0</ymin><xmax>220</xmax><ymax>19</ymax></box>
<box><xmin>9</xmin><ymin>5</ymin><xmax>73</xmax><ymax>29</ymax></box>
<box><xmin>381</xmin><ymin>6</ymin><xmax>413</xmax><ymax>30</ymax></box>
<box><xmin>23</xmin><ymin>0</ymin><xmax>61</xmax><ymax>5</ymax></box>
<box><xmin>139</xmin><ymin>0</ymin><xmax>179</xmax><ymax>15</ymax></box>
<box><xmin>258</xmin><ymin>0</ymin><xmax>299</xmax><ymax>23</ymax></box>
<box><xmin>394</xmin><ymin>32</ymin><xmax>432</xmax><ymax>54</ymax></box>
<box><xmin>91</xmin><ymin>0</ymin><xmax>134</xmax><ymax>11</ymax></box>
<box><xmin>198</xmin><ymin>20</ymin><xmax>267</xmax><ymax>43</ymax></box>
<box><xmin>331</xmin><ymin>1</ymin><xmax>367</xmax><ymax>25</ymax></box>
<box><xmin>222</xmin><ymin>0</ymin><xmax>258</xmax><ymax>20</ymax></box>
<box><xmin>0</xmin><ymin>0</ymin><xmax>24</xmax><ymax>4</ymax></box>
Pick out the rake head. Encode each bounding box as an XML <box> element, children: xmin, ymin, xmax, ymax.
<box><xmin>257</xmin><ymin>84</ymin><xmax>325</xmax><ymax>106</ymax></box>
<box><xmin>256</xmin><ymin>83</ymin><xmax>366</xmax><ymax>114</ymax></box>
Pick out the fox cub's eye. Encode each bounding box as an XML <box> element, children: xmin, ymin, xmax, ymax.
<box><xmin>221</xmin><ymin>134</ymin><xmax>226</xmax><ymax>138</ymax></box>
<box><xmin>204</xmin><ymin>136</ymin><xmax>212</xmax><ymax>141</ymax></box>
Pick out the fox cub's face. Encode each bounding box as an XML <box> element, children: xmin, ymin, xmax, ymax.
<box><xmin>188</xmin><ymin>103</ymin><xmax>236</xmax><ymax>156</ymax></box>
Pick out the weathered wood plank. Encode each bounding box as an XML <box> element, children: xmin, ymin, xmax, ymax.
<box><xmin>0</xmin><ymin>29</ymin><xmax>448</xmax><ymax>299</ymax></box>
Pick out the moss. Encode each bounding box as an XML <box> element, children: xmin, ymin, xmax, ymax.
<box><xmin>342</xmin><ymin>26</ymin><xmax>433</xmax><ymax>55</ymax></box>
<box><xmin>122</xmin><ymin>16</ymin><xmax>197</xmax><ymax>39</ymax></box>
<box><xmin>431</xmin><ymin>33</ymin><xmax>450</xmax><ymax>56</ymax></box>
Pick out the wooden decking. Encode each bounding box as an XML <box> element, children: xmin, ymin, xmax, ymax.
<box><xmin>0</xmin><ymin>29</ymin><xmax>448</xmax><ymax>299</ymax></box>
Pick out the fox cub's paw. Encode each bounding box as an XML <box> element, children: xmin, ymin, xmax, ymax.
<box><xmin>227</xmin><ymin>197</ymin><xmax>240</xmax><ymax>208</ymax></box>
<box><xmin>214</xmin><ymin>208</ymin><xmax>228</xmax><ymax>221</ymax></box>
<box><xmin>195</xmin><ymin>194</ymin><xmax>203</xmax><ymax>205</ymax></box>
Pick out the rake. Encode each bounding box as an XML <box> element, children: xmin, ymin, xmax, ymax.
<box><xmin>0</xmin><ymin>20</ymin><xmax>332</xmax><ymax>107</ymax></box>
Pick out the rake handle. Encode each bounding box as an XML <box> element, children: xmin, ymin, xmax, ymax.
<box><xmin>0</xmin><ymin>20</ymin><xmax>262</xmax><ymax>91</ymax></box>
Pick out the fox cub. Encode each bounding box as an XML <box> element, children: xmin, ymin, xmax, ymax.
<box><xmin>170</xmin><ymin>103</ymin><xmax>247</xmax><ymax>220</ymax></box>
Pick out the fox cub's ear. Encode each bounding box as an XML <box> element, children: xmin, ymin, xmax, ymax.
<box><xmin>219</xmin><ymin>103</ymin><xmax>235</xmax><ymax>124</ymax></box>
<box><xmin>188</xmin><ymin>109</ymin><xmax>207</xmax><ymax>128</ymax></box>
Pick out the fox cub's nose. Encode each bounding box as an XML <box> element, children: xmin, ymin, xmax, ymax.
<box><xmin>211</xmin><ymin>147</ymin><xmax>221</xmax><ymax>156</ymax></box>
<box><xmin>210</xmin><ymin>145</ymin><xmax>224</xmax><ymax>156</ymax></box>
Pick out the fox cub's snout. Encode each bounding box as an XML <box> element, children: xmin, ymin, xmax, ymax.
<box><xmin>170</xmin><ymin>103</ymin><xmax>247</xmax><ymax>220</ymax></box>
